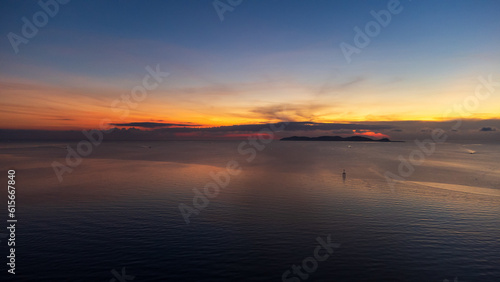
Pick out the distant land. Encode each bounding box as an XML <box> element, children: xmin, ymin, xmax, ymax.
<box><xmin>280</xmin><ymin>136</ymin><xmax>398</xmax><ymax>142</ymax></box>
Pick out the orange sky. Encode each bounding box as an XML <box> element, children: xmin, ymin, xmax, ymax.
<box><xmin>1</xmin><ymin>74</ymin><xmax>499</xmax><ymax>131</ymax></box>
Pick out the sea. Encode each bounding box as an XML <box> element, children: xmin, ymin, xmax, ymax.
<box><xmin>0</xmin><ymin>140</ymin><xmax>498</xmax><ymax>281</ymax></box>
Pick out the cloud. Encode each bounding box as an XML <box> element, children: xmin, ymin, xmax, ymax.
<box><xmin>244</xmin><ymin>103</ymin><xmax>347</xmax><ymax>123</ymax></box>
<box><xmin>352</xmin><ymin>131</ymin><xmax>390</xmax><ymax>139</ymax></box>
<box><xmin>248</xmin><ymin>104</ymin><xmax>297</xmax><ymax>122</ymax></box>
<box><xmin>336</xmin><ymin>76</ymin><xmax>366</xmax><ymax>89</ymax></box>
<box><xmin>316</xmin><ymin>75</ymin><xmax>367</xmax><ymax>96</ymax></box>
<box><xmin>3</xmin><ymin>119</ymin><xmax>500</xmax><ymax>141</ymax></box>
<box><xmin>152</xmin><ymin>122</ymin><xmax>393</xmax><ymax>134</ymax></box>
<box><xmin>110</xmin><ymin>122</ymin><xmax>202</xmax><ymax>128</ymax></box>
<box><xmin>282</xmin><ymin>122</ymin><xmax>392</xmax><ymax>132</ymax></box>
<box><xmin>479</xmin><ymin>127</ymin><xmax>497</xmax><ymax>132</ymax></box>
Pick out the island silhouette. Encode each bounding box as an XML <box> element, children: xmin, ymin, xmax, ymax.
<box><xmin>280</xmin><ymin>136</ymin><xmax>393</xmax><ymax>142</ymax></box>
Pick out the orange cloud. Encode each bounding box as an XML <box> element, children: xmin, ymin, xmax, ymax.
<box><xmin>352</xmin><ymin>130</ymin><xmax>390</xmax><ymax>139</ymax></box>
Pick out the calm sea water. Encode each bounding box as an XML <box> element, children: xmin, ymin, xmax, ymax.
<box><xmin>0</xmin><ymin>141</ymin><xmax>499</xmax><ymax>281</ymax></box>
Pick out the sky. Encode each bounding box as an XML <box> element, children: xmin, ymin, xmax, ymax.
<box><xmin>0</xmin><ymin>0</ymin><xmax>499</xmax><ymax>141</ymax></box>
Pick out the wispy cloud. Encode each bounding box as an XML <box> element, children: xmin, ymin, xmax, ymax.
<box><xmin>111</xmin><ymin>122</ymin><xmax>202</xmax><ymax>128</ymax></box>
